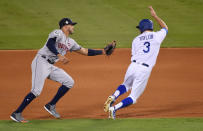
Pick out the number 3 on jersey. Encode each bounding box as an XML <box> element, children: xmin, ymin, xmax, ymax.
<box><xmin>143</xmin><ymin>42</ymin><xmax>150</xmax><ymax>53</ymax></box>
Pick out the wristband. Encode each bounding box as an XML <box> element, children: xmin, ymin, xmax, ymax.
<box><xmin>88</xmin><ymin>49</ymin><xmax>103</xmax><ymax>56</ymax></box>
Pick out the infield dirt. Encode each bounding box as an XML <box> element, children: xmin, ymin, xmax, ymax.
<box><xmin>0</xmin><ymin>48</ymin><xmax>203</xmax><ymax>120</ymax></box>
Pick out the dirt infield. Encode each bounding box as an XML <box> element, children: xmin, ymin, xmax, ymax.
<box><xmin>0</xmin><ymin>48</ymin><xmax>203</xmax><ymax>120</ymax></box>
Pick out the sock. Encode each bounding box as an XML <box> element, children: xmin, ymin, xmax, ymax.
<box><xmin>49</xmin><ymin>85</ymin><xmax>70</xmax><ymax>105</ymax></box>
<box><xmin>112</xmin><ymin>85</ymin><xmax>127</xmax><ymax>99</ymax></box>
<box><xmin>114</xmin><ymin>97</ymin><xmax>133</xmax><ymax>111</ymax></box>
<box><xmin>15</xmin><ymin>92</ymin><xmax>36</xmax><ymax>113</ymax></box>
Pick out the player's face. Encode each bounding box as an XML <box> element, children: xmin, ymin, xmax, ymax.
<box><xmin>68</xmin><ymin>25</ymin><xmax>74</xmax><ymax>34</ymax></box>
<box><xmin>62</xmin><ymin>25</ymin><xmax>74</xmax><ymax>35</ymax></box>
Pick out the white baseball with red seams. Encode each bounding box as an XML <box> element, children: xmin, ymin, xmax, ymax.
<box><xmin>31</xmin><ymin>29</ymin><xmax>81</xmax><ymax>96</ymax></box>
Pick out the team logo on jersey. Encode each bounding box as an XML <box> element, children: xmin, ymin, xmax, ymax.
<box><xmin>55</xmin><ymin>31</ymin><xmax>59</xmax><ymax>34</ymax></box>
<box><xmin>58</xmin><ymin>43</ymin><xmax>69</xmax><ymax>51</ymax></box>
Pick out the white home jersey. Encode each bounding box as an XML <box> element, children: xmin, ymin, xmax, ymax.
<box><xmin>38</xmin><ymin>29</ymin><xmax>81</xmax><ymax>62</ymax></box>
<box><xmin>131</xmin><ymin>28</ymin><xmax>167</xmax><ymax>67</ymax></box>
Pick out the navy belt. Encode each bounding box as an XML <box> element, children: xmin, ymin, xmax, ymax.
<box><xmin>41</xmin><ymin>55</ymin><xmax>55</xmax><ymax>64</ymax></box>
<box><xmin>132</xmin><ymin>60</ymin><xmax>149</xmax><ymax>67</ymax></box>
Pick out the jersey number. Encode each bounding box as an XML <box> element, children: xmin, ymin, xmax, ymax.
<box><xmin>143</xmin><ymin>42</ymin><xmax>150</xmax><ymax>53</ymax></box>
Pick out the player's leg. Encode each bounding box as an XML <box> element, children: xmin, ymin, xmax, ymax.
<box><xmin>109</xmin><ymin>68</ymin><xmax>151</xmax><ymax>119</ymax></box>
<box><xmin>114</xmin><ymin>63</ymin><xmax>136</xmax><ymax>99</ymax></box>
<box><xmin>113</xmin><ymin>77</ymin><xmax>149</xmax><ymax>111</ymax></box>
<box><xmin>44</xmin><ymin>67</ymin><xmax>74</xmax><ymax>118</ymax></box>
<box><xmin>104</xmin><ymin>83</ymin><xmax>132</xmax><ymax>113</ymax></box>
<box><xmin>104</xmin><ymin>63</ymin><xmax>134</xmax><ymax>112</ymax></box>
<box><xmin>10</xmin><ymin>92</ymin><xmax>36</xmax><ymax>123</ymax></box>
<box><xmin>48</xmin><ymin>67</ymin><xmax>74</xmax><ymax>105</ymax></box>
<box><xmin>10</xmin><ymin>56</ymin><xmax>51</xmax><ymax>122</ymax></box>
<box><xmin>112</xmin><ymin>78</ymin><xmax>134</xmax><ymax>101</ymax></box>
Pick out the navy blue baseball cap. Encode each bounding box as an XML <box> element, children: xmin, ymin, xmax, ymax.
<box><xmin>59</xmin><ymin>18</ymin><xmax>77</xmax><ymax>29</ymax></box>
<box><xmin>136</xmin><ymin>19</ymin><xmax>153</xmax><ymax>33</ymax></box>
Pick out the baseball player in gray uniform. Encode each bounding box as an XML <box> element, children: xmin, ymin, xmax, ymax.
<box><xmin>104</xmin><ymin>6</ymin><xmax>168</xmax><ymax>119</ymax></box>
<box><xmin>10</xmin><ymin>18</ymin><xmax>116</xmax><ymax>122</ymax></box>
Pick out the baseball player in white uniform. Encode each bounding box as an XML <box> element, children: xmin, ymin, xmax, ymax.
<box><xmin>10</xmin><ymin>18</ymin><xmax>116</xmax><ymax>122</ymax></box>
<box><xmin>104</xmin><ymin>6</ymin><xmax>168</xmax><ymax>119</ymax></box>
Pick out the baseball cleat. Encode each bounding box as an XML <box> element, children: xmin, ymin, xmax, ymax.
<box><xmin>109</xmin><ymin>106</ymin><xmax>116</xmax><ymax>120</ymax></box>
<box><xmin>10</xmin><ymin>112</ymin><xmax>28</xmax><ymax>123</ymax></box>
<box><xmin>44</xmin><ymin>104</ymin><xmax>60</xmax><ymax>118</ymax></box>
<box><xmin>104</xmin><ymin>95</ymin><xmax>115</xmax><ymax>112</ymax></box>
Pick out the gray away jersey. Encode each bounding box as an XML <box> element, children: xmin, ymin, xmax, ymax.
<box><xmin>38</xmin><ymin>29</ymin><xmax>81</xmax><ymax>62</ymax></box>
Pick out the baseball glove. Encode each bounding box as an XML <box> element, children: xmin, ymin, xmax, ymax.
<box><xmin>104</xmin><ymin>40</ymin><xmax>116</xmax><ymax>56</ymax></box>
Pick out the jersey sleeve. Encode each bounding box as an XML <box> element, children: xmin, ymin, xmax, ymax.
<box><xmin>155</xmin><ymin>28</ymin><xmax>168</xmax><ymax>44</ymax></box>
<box><xmin>70</xmin><ymin>39</ymin><xmax>82</xmax><ymax>52</ymax></box>
<box><xmin>131</xmin><ymin>38</ymin><xmax>138</xmax><ymax>55</ymax></box>
<box><xmin>48</xmin><ymin>29</ymin><xmax>63</xmax><ymax>42</ymax></box>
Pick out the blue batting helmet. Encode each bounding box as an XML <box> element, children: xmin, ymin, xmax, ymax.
<box><xmin>136</xmin><ymin>19</ymin><xmax>153</xmax><ymax>33</ymax></box>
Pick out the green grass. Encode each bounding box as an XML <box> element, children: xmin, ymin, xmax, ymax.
<box><xmin>1</xmin><ymin>118</ymin><xmax>203</xmax><ymax>131</ymax></box>
<box><xmin>0</xmin><ymin>0</ymin><xmax>203</xmax><ymax>49</ymax></box>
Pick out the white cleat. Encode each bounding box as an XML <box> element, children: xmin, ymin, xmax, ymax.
<box><xmin>109</xmin><ymin>106</ymin><xmax>116</xmax><ymax>120</ymax></box>
<box><xmin>104</xmin><ymin>95</ymin><xmax>115</xmax><ymax>112</ymax></box>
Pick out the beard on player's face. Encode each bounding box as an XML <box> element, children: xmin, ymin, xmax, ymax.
<box><xmin>68</xmin><ymin>25</ymin><xmax>74</xmax><ymax>34</ymax></box>
<box><xmin>62</xmin><ymin>25</ymin><xmax>74</xmax><ymax>35</ymax></box>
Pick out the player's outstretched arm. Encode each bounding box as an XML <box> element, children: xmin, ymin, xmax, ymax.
<box><xmin>75</xmin><ymin>40</ymin><xmax>116</xmax><ymax>56</ymax></box>
<box><xmin>149</xmin><ymin>6</ymin><xmax>168</xmax><ymax>30</ymax></box>
<box><xmin>75</xmin><ymin>48</ymin><xmax>104</xmax><ymax>56</ymax></box>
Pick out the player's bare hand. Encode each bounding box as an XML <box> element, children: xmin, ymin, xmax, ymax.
<box><xmin>58</xmin><ymin>54</ymin><xmax>69</xmax><ymax>64</ymax></box>
<box><xmin>149</xmin><ymin>6</ymin><xmax>157</xmax><ymax>17</ymax></box>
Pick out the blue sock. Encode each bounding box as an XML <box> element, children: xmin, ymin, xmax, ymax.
<box><xmin>15</xmin><ymin>92</ymin><xmax>36</xmax><ymax>113</ymax></box>
<box><xmin>115</xmin><ymin>97</ymin><xmax>133</xmax><ymax>111</ymax></box>
<box><xmin>113</xmin><ymin>85</ymin><xmax>127</xmax><ymax>99</ymax></box>
<box><xmin>49</xmin><ymin>85</ymin><xmax>70</xmax><ymax>105</ymax></box>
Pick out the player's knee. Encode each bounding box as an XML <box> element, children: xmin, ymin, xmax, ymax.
<box><xmin>63</xmin><ymin>77</ymin><xmax>74</xmax><ymax>88</ymax></box>
<box><xmin>129</xmin><ymin>96</ymin><xmax>137</xmax><ymax>104</ymax></box>
<box><xmin>122</xmin><ymin>83</ymin><xmax>130</xmax><ymax>92</ymax></box>
<box><xmin>69</xmin><ymin>78</ymin><xmax>75</xmax><ymax>88</ymax></box>
<box><xmin>31</xmin><ymin>90</ymin><xmax>41</xmax><ymax>97</ymax></box>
